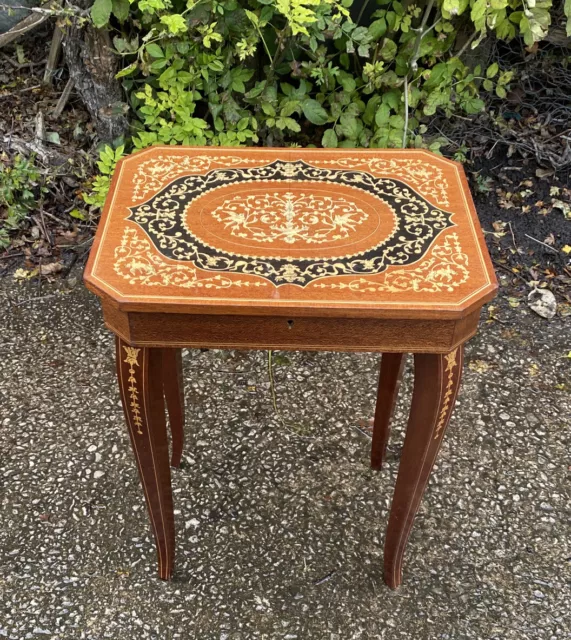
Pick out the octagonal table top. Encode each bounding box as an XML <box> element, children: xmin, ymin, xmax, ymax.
<box><xmin>84</xmin><ymin>147</ymin><xmax>497</xmax><ymax>319</ymax></box>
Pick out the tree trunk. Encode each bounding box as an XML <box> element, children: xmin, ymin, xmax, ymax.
<box><xmin>63</xmin><ymin>18</ymin><xmax>128</xmax><ymax>142</ymax></box>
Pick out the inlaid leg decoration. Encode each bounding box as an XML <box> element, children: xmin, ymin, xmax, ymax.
<box><xmin>371</xmin><ymin>353</ymin><xmax>405</xmax><ymax>470</ymax></box>
<box><xmin>116</xmin><ymin>337</ymin><xmax>175</xmax><ymax>580</ymax></box>
<box><xmin>383</xmin><ymin>345</ymin><xmax>464</xmax><ymax>589</ymax></box>
<box><xmin>162</xmin><ymin>349</ymin><xmax>185</xmax><ymax>468</ymax></box>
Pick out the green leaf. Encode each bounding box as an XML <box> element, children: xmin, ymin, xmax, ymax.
<box><xmin>69</xmin><ymin>208</ymin><xmax>87</xmax><ymax>220</ymax></box>
<box><xmin>160</xmin><ymin>14</ymin><xmax>187</xmax><ymax>34</ymax></box>
<box><xmin>282</xmin><ymin>117</ymin><xmax>301</xmax><ymax>133</ymax></box>
<box><xmin>322</xmin><ymin>129</ymin><xmax>338</xmax><ymax>148</ymax></box>
<box><xmin>146</xmin><ymin>43</ymin><xmax>164</xmax><ymax>58</ymax></box>
<box><xmin>280</xmin><ymin>99</ymin><xmax>300</xmax><ymax>117</ymax></box>
<box><xmin>363</xmin><ymin>95</ymin><xmax>381</xmax><ymax>126</ymax></box>
<box><xmin>486</xmin><ymin>63</ymin><xmax>499</xmax><ymax>79</ymax></box>
<box><xmin>230</xmin><ymin>68</ymin><xmax>254</xmax><ymax>93</ymax></box>
<box><xmin>111</xmin><ymin>0</ymin><xmax>129</xmax><ymax>22</ymax></box>
<box><xmin>338</xmin><ymin>72</ymin><xmax>356</xmax><ymax>93</ymax></box>
<box><xmin>352</xmin><ymin>26</ymin><xmax>370</xmax><ymax>42</ymax></box>
<box><xmin>566</xmin><ymin>0</ymin><xmax>571</xmax><ymax>36</ymax></box>
<box><xmin>471</xmin><ymin>0</ymin><xmax>487</xmax><ymax>25</ymax></box>
<box><xmin>423</xmin><ymin>90</ymin><xmax>447</xmax><ymax>116</ymax></box>
<box><xmin>339</xmin><ymin>114</ymin><xmax>362</xmax><ymax>139</ymax></box>
<box><xmin>260</xmin><ymin>6</ymin><xmax>274</xmax><ymax>25</ymax></box>
<box><xmin>261</xmin><ymin>102</ymin><xmax>276</xmax><ymax>116</ymax></box>
<box><xmin>442</xmin><ymin>0</ymin><xmax>468</xmax><ymax>15</ymax></box>
<box><xmin>357</xmin><ymin>44</ymin><xmax>370</xmax><ymax>58</ymax></box>
<box><xmin>375</xmin><ymin>103</ymin><xmax>390</xmax><ymax>127</ymax></box>
<box><xmin>380</xmin><ymin>39</ymin><xmax>397</xmax><ymax>61</ymax></box>
<box><xmin>244</xmin><ymin>9</ymin><xmax>259</xmax><ymax>25</ymax></box>
<box><xmin>115</xmin><ymin>62</ymin><xmax>138</xmax><ymax>79</ymax></box>
<box><xmin>302</xmin><ymin>99</ymin><xmax>329</xmax><ymax>125</ymax></box>
<box><xmin>90</xmin><ymin>0</ymin><xmax>112</xmax><ymax>28</ymax></box>
<box><xmin>382</xmin><ymin>89</ymin><xmax>401</xmax><ymax>111</ymax></box>
<box><xmin>113</xmin><ymin>37</ymin><xmax>127</xmax><ymax>52</ymax></box>
<box><xmin>424</xmin><ymin>63</ymin><xmax>448</xmax><ymax>90</ymax></box>
<box><xmin>463</xmin><ymin>97</ymin><xmax>485</xmax><ymax>114</ymax></box>
<box><xmin>368</xmin><ymin>18</ymin><xmax>387</xmax><ymax>40</ymax></box>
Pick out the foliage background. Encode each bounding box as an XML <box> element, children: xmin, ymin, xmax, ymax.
<box><xmin>1</xmin><ymin>0</ymin><xmax>570</xmax><ymax>237</ymax></box>
<box><xmin>80</xmin><ymin>0</ymin><xmax>570</xmax><ymax>204</ymax></box>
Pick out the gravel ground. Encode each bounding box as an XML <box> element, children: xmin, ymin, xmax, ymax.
<box><xmin>0</xmin><ymin>269</ymin><xmax>569</xmax><ymax>640</ymax></box>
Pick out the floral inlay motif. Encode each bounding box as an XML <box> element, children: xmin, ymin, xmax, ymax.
<box><xmin>315</xmin><ymin>233</ymin><xmax>468</xmax><ymax>293</ymax></box>
<box><xmin>433</xmin><ymin>348</ymin><xmax>459</xmax><ymax>440</ymax></box>
<box><xmin>210</xmin><ymin>192</ymin><xmax>368</xmax><ymax>245</ymax></box>
<box><xmin>123</xmin><ymin>346</ymin><xmax>143</xmax><ymax>435</ymax></box>
<box><xmin>114</xmin><ymin>228</ymin><xmax>267</xmax><ymax>290</ymax></box>
<box><xmin>132</xmin><ymin>155</ymin><xmax>259</xmax><ymax>201</ymax></box>
<box><xmin>126</xmin><ymin>160</ymin><xmax>455</xmax><ymax>287</ymax></box>
<box><xmin>321</xmin><ymin>157</ymin><xmax>450</xmax><ymax>207</ymax></box>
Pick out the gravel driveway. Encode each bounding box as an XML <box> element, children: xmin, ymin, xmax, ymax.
<box><xmin>0</xmin><ymin>269</ymin><xmax>569</xmax><ymax>639</ymax></box>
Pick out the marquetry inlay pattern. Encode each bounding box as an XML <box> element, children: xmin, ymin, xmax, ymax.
<box><xmin>126</xmin><ymin>160</ymin><xmax>454</xmax><ymax>287</ymax></box>
<box><xmin>123</xmin><ymin>346</ymin><xmax>143</xmax><ymax>435</ymax></box>
<box><xmin>433</xmin><ymin>348</ymin><xmax>459</xmax><ymax>440</ymax></box>
<box><xmin>209</xmin><ymin>191</ymin><xmax>368</xmax><ymax>246</ymax></box>
<box><xmin>85</xmin><ymin>147</ymin><xmax>496</xmax><ymax>315</ymax></box>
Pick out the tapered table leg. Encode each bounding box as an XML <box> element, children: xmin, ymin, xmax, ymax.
<box><xmin>162</xmin><ymin>349</ymin><xmax>185</xmax><ymax>468</ymax></box>
<box><xmin>371</xmin><ymin>353</ymin><xmax>405</xmax><ymax>470</ymax></box>
<box><xmin>384</xmin><ymin>346</ymin><xmax>464</xmax><ymax>589</ymax></box>
<box><xmin>116</xmin><ymin>337</ymin><xmax>175</xmax><ymax>580</ymax></box>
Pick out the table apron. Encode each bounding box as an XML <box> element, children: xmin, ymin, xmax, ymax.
<box><xmin>103</xmin><ymin>306</ymin><xmax>480</xmax><ymax>353</ymax></box>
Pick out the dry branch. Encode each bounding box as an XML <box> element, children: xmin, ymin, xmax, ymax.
<box><xmin>0</xmin><ymin>12</ymin><xmax>47</xmax><ymax>48</ymax></box>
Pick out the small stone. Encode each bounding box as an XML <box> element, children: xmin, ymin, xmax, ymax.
<box><xmin>93</xmin><ymin>470</ymin><xmax>105</xmax><ymax>479</ymax></box>
<box><xmin>528</xmin><ymin>288</ymin><xmax>556</xmax><ymax>319</ymax></box>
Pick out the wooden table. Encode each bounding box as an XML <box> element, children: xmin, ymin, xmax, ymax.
<box><xmin>84</xmin><ymin>147</ymin><xmax>497</xmax><ymax>589</ymax></box>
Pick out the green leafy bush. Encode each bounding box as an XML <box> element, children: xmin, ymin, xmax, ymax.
<box><xmin>0</xmin><ymin>154</ymin><xmax>43</xmax><ymax>249</ymax></box>
<box><xmin>83</xmin><ymin>144</ymin><xmax>125</xmax><ymax>208</ymax></box>
<box><xmin>83</xmin><ymin>0</ymin><xmax>568</xmax><ymax>202</ymax></box>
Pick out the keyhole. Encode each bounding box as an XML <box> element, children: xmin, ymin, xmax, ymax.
<box><xmin>287</xmin><ymin>319</ymin><xmax>294</xmax><ymax>329</ymax></box>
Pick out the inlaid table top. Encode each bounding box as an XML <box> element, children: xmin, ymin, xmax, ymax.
<box><xmin>85</xmin><ymin>147</ymin><xmax>497</xmax><ymax>319</ymax></box>
<box><xmin>84</xmin><ymin>146</ymin><xmax>499</xmax><ymax>588</ymax></box>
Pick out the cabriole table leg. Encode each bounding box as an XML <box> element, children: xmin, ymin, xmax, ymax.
<box><xmin>383</xmin><ymin>345</ymin><xmax>464</xmax><ymax>589</ymax></box>
<box><xmin>115</xmin><ymin>337</ymin><xmax>175</xmax><ymax>580</ymax></box>
<box><xmin>162</xmin><ymin>348</ymin><xmax>185</xmax><ymax>468</ymax></box>
<box><xmin>371</xmin><ymin>353</ymin><xmax>405</xmax><ymax>470</ymax></box>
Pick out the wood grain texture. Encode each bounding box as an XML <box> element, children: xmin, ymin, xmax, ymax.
<box><xmin>101</xmin><ymin>305</ymin><xmax>481</xmax><ymax>354</ymax></box>
<box><xmin>84</xmin><ymin>147</ymin><xmax>497</xmax><ymax>320</ymax></box>
<box><xmin>383</xmin><ymin>346</ymin><xmax>464</xmax><ymax>589</ymax></box>
<box><xmin>115</xmin><ymin>337</ymin><xmax>175</xmax><ymax>580</ymax></box>
<box><xmin>162</xmin><ymin>349</ymin><xmax>185</xmax><ymax>468</ymax></box>
<box><xmin>371</xmin><ymin>353</ymin><xmax>405</xmax><ymax>470</ymax></box>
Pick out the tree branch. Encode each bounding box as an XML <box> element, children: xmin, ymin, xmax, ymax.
<box><xmin>402</xmin><ymin>0</ymin><xmax>436</xmax><ymax>148</ymax></box>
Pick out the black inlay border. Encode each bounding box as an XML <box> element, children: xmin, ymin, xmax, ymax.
<box><xmin>128</xmin><ymin>160</ymin><xmax>455</xmax><ymax>287</ymax></box>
